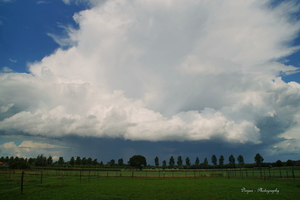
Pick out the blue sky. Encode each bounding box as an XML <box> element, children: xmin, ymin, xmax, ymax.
<box><xmin>1</xmin><ymin>0</ymin><xmax>300</xmax><ymax>165</ymax></box>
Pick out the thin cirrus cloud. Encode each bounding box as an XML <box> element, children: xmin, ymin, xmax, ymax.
<box><xmin>1</xmin><ymin>0</ymin><xmax>300</xmax><ymax>156</ymax></box>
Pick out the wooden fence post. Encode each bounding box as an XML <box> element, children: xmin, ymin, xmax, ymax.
<box><xmin>62</xmin><ymin>171</ymin><xmax>64</xmax><ymax>186</ymax></box>
<box><xmin>41</xmin><ymin>170</ymin><xmax>43</xmax><ymax>184</ymax></box>
<box><xmin>80</xmin><ymin>171</ymin><xmax>82</xmax><ymax>183</ymax></box>
<box><xmin>21</xmin><ymin>171</ymin><xmax>24</xmax><ymax>194</ymax></box>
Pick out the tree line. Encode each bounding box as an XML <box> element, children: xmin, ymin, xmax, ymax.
<box><xmin>0</xmin><ymin>153</ymin><xmax>297</xmax><ymax>170</ymax></box>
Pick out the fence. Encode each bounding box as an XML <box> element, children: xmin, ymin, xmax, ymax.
<box><xmin>1</xmin><ymin>168</ymin><xmax>299</xmax><ymax>194</ymax></box>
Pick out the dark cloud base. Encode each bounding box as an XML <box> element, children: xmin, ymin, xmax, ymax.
<box><xmin>62</xmin><ymin>136</ymin><xmax>296</xmax><ymax>165</ymax></box>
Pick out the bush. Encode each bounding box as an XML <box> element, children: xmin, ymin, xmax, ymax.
<box><xmin>9</xmin><ymin>161</ymin><xmax>30</xmax><ymax>169</ymax></box>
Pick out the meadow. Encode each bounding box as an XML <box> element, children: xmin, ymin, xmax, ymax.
<box><xmin>1</xmin><ymin>168</ymin><xmax>299</xmax><ymax>199</ymax></box>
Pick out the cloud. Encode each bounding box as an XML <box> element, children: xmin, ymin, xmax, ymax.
<box><xmin>0</xmin><ymin>140</ymin><xmax>67</xmax><ymax>160</ymax></box>
<box><xmin>36</xmin><ymin>1</ymin><xmax>50</xmax><ymax>4</ymax></box>
<box><xmin>1</xmin><ymin>67</ymin><xmax>13</xmax><ymax>73</ymax></box>
<box><xmin>1</xmin><ymin>0</ymin><xmax>300</xmax><ymax>158</ymax></box>
<box><xmin>9</xmin><ymin>58</ymin><xmax>17</xmax><ymax>63</ymax></box>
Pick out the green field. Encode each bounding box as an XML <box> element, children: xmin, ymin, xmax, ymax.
<box><xmin>1</xmin><ymin>169</ymin><xmax>300</xmax><ymax>199</ymax></box>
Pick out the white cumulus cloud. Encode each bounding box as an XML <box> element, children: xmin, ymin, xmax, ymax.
<box><xmin>1</xmin><ymin>0</ymin><xmax>300</xmax><ymax>154</ymax></box>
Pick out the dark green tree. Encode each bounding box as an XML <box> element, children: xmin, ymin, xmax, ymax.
<box><xmin>254</xmin><ymin>153</ymin><xmax>264</xmax><ymax>168</ymax></box>
<box><xmin>87</xmin><ymin>157</ymin><xmax>92</xmax><ymax>166</ymax></box>
<box><xmin>110</xmin><ymin>159</ymin><xmax>115</xmax><ymax>166</ymax></box>
<box><xmin>93</xmin><ymin>158</ymin><xmax>98</xmax><ymax>166</ymax></box>
<box><xmin>195</xmin><ymin>157</ymin><xmax>200</xmax><ymax>168</ymax></box>
<box><xmin>219</xmin><ymin>155</ymin><xmax>224</xmax><ymax>167</ymax></box>
<box><xmin>75</xmin><ymin>156</ymin><xmax>81</xmax><ymax>165</ymax></box>
<box><xmin>35</xmin><ymin>154</ymin><xmax>47</xmax><ymax>167</ymax></box>
<box><xmin>229</xmin><ymin>155</ymin><xmax>235</xmax><ymax>168</ymax></box>
<box><xmin>81</xmin><ymin>157</ymin><xmax>87</xmax><ymax>166</ymax></box>
<box><xmin>177</xmin><ymin>156</ymin><xmax>183</xmax><ymax>168</ymax></box>
<box><xmin>99</xmin><ymin>161</ymin><xmax>104</xmax><ymax>168</ymax></box>
<box><xmin>9</xmin><ymin>160</ymin><xmax>30</xmax><ymax>169</ymax></box>
<box><xmin>118</xmin><ymin>158</ymin><xmax>123</xmax><ymax>166</ymax></box>
<box><xmin>203</xmin><ymin>158</ymin><xmax>208</xmax><ymax>168</ymax></box>
<box><xmin>70</xmin><ymin>157</ymin><xmax>75</xmax><ymax>166</ymax></box>
<box><xmin>58</xmin><ymin>157</ymin><xmax>64</xmax><ymax>166</ymax></box>
<box><xmin>154</xmin><ymin>156</ymin><xmax>159</xmax><ymax>167</ymax></box>
<box><xmin>162</xmin><ymin>160</ymin><xmax>167</xmax><ymax>169</ymax></box>
<box><xmin>28</xmin><ymin>157</ymin><xmax>35</xmax><ymax>165</ymax></box>
<box><xmin>211</xmin><ymin>155</ymin><xmax>217</xmax><ymax>165</ymax></box>
<box><xmin>169</xmin><ymin>156</ymin><xmax>175</xmax><ymax>168</ymax></box>
<box><xmin>47</xmin><ymin>156</ymin><xmax>53</xmax><ymax>165</ymax></box>
<box><xmin>129</xmin><ymin>155</ymin><xmax>147</xmax><ymax>170</ymax></box>
<box><xmin>286</xmin><ymin>159</ymin><xmax>294</xmax><ymax>166</ymax></box>
<box><xmin>237</xmin><ymin>155</ymin><xmax>244</xmax><ymax>166</ymax></box>
<box><xmin>185</xmin><ymin>157</ymin><xmax>191</xmax><ymax>167</ymax></box>
<box><xmin>275</xmin><ymin>160</ymin><xmax>283</xmax><ymax>167</ymax></box>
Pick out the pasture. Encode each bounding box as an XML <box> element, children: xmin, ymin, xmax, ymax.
<box><xmin>1</xmin><ymin>168</ymin><xmax>299</xmax><ymax>199</ymax></box>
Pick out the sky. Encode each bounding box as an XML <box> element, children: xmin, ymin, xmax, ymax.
<box><xmin>1</xmin><ymin>0</ymin><xmax>300</xmax><ymax>165</ymax></box>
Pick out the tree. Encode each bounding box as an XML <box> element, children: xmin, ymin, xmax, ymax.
<box><xmin>58</xmin><ymin>157</ymin><xmax>64</xmax><ymax>166</ymax></box>
<box><xmin>203</xmin><ymin>158</ymin><xmax>208</xmax><ymax>169</ymax></box>
<box><xmin>195</xmin><ymin>157</ymin><xmax>200</xmax><ymax>168</ymax></box>
<box><xmin>286</xmin><ymin>159</ymin><xmax>294</xmax><ymax>166</ymax></box>
<box><xmin>211</xmin><ymin>155</ymin><xmax>217</xmax><ymax>165</ymax></box>
<box><xmin>185</xmin><ymin>157</ymin><xmax>191</xmax><ymax>167</ymax></box>
<box><xmin>169</xmin><ymin>156</ymin><xmax>175</xmax><ymax>168</ymax></box>
<box><xmin>219</xmin><ymin>155</ymin><xmax>224</xmax><ymax>167</ymax></box>
<box><xmin>118</xmin><ymin>158</ymin><xmax>123</xmax><ymax>166</ymax></box>
<box><xmin>81</xmin><ymin>157</ymin><xmax>87</xmax><ymax>166</ymax></box>
<box><xmin>28</xmin><ymin>157</ymin><xmax>35</xmax><ymax>165</ymax></box>
<box><xmin>87</xmin><ymin>157</ymin><xmax>92</xmax><ymax>166</ymax></box>
<box><xmin>237</xmin><ymin>155</ymin><xmax>244</xmax><ymax>166</ymax></box>
<box><xmin>75</xmin><ymin>156</ymin><xmax>81</xmax><ymax>165</ymax></box>
<box><xmin>70</xmin><ymin>157</ymin><xmax>75</xmax><ymax>166</ymax></box>
<box><xmin>109</xmin><ymin>159</ymin><xmax>115</xmax><ymax>166</ymax></box>
<box><xmin>9</xmin><ymin>160</ymin><xmax>30</xmax><ymax>169</ymax></box>
<box><xmin>35</xmin><ymin>154</ymin><xmax>47</xmax><ymax>167</ymax></box>
<box><xmin>254</xmin><ymin>153</ymin><xmax>264</xmax><ymax>168</ymax></box>
<box><xmin>162</xmin><ymin>160</ymin><xmax>167</xmax><ymax>169</ymax></box>
<box><xmin>275</xmin><ymin>160</ymin><xmax>283</xmax><ymax>167</ymax></box>
<box><xmin>177</xmin><ymin>156</ymin><xmax>183</xmax><ymax>168</ymax></box>
<box><xmin>47</xmin><ymin>156</ymin><xmax>53</xmax><ymax>165</ymax></box>
<box><xmin>93</xmin><ymin>158</ymin><xmax>98</xmax><ymax>166</ymax></box>
<box><xmin>229</xmin><ymin>155</ymin><xmax>235</xmax><ymax>168</ymax></box>
<box><xmin>99</xmin><ymin>161</ymin><xmax>104</xmax><ymax>168</ymax></box>
<box><xmin>129</xmin><ymin>155</ymin><xmax>147</xmax><ymax>170</ymax></box>
<box><xmin>154</xmin><ymin>156</ymin><xmax>159</xmax><ymax>167</ymax></box>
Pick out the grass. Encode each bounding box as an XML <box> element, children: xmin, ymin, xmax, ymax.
<box><xmin>1</xmin><ymin>169</ymin><xmax>300</xmax><ymax>199</ymax></box>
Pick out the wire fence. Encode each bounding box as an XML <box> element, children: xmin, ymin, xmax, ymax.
<box><xmin>1</xmin><ymin>168</ymin><xmax>299</xmax><ymax>194</ymax></box>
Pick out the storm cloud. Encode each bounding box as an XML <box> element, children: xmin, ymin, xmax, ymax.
<box><xmin>1</xmin><ymin>0</ymin><xmax>300</xmax><ymax>161</ymax></box>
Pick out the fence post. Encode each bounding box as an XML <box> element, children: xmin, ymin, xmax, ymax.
<box><xmin>88</xmin><ymin>171</ymin><xmax>90</xmax><ymax>182</ymax></box>
<box><xmin>292</xmin><ymin>167</ymin><xmax>295</xmax><ymax>181</ymax></box>
<box><xmin>80</xmin><ymin>171</ymin><xmax>82</xmax><ymax>183</ymax></box>
<box><xmin>279</xmin><ymin>168</ymin><xmax>282</xmax><ymax>180</ymax></box>
<box><xmin>62</xmin><ymin>171</ymin><xmax>64</xmax><ymax>186</ymax></box>
<box><xmin>41</xmin><ymin>170</ymin><xmax>43</xmax><ymax>184</ymax></box>
<box><xmin>21</xmin><ymin>171</ymin><xmax>24</xmax><ymax>194</ymax></box>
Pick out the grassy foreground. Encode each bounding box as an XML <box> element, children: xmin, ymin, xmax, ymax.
<box><xmin>1</xmin><ymin>173</ymin><xmax>300</xmax><ymax>200</ymax></box>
